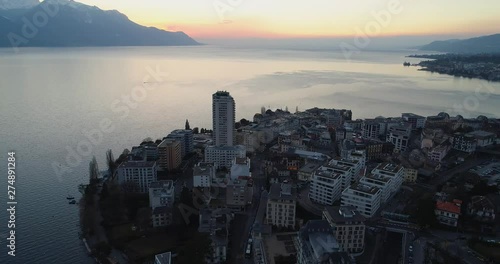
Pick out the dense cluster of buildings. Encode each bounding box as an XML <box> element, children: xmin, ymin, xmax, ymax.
<box><xmin>111</xmin><ymin>90</ymin><xmax>500</xmax><ymax>264</ymax></box>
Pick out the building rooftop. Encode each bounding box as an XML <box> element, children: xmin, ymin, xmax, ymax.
<box><xmin>324</xmin><ymin>163</ymin><xmax>351</xmax><ymax>173</ymax></box>
<box><xmin>436</xmin><ymin>200</ymin><xmax>462</xmax><ymax>215</ymax></box>
<box><xmin>205</xmin><ymin>145</ymin><xmax>246</xmax><ymax>151</ymax></box>
<box><xmin>364</xmin><ymin>173</ymin><xmax>391</xmax><ymax>183</ymax></box>
<box><xmin>150</xmin><ymin>180</ymin><xmax>174</xmax><ymax>189</ymax></box>
<box><xmin>402</xmin><ymin>113</ymin><xmax>425</xmax><ymax>118</ymax></box>
<box><xmin>158</xmin><ymin>138</ymin><xmax>180</xmax><ymax>148</ymax></box>
<box><xmin>119</xmin><ymin>160</ymin><xmax>156</xmax><ymax>168</ymax></box>
<box><xmin>374</xmin><ymin>162</ymin><xmax>403</xmax><ymax>174</ymax></box>
<box><xmin>323</xmin><ymin>206</ymin><xmax>366</xmax><ymax>223</ymax></box>
<box><xmin>349</xmin><ymin>183</ymin><xmax>381</xmax><ymax>195</ymax></box>
<box><xmin>298</xmin><ymin>220</ymin><xmax>339</xmax><ymax>262</ymax></box>
<box><xmin>315</xmin><ymin>169</ymin><xmax>342</xmax><ymax>180</ymax></box>
<box><xmin>213</xmin><ymin>91</ymin><xmax>231</xmax><ymax>97</ymax></box>
<box><xmin>466</xmin><ymin>130</ymin><xmax>496</xmax><ymax>139</ymax></box>
<box><xmin>269</xmin><ymin>183</ymin><xmax>295</xmax><ymax>201</ymax></box>
<box><xmin>468</xmin><ymin>196</ymin><xmax>495</xmax><ymax>212</ymax></box>
<box><xmin>299</xmin><ymin>162</ymin><xmax>324</xmax><ymax>173</ymax></box>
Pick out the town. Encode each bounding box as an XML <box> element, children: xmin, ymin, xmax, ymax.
<box><xmin>408</xmin><ymin>54</ymin><xmax>500</xmax><ymax>82</ymax></box>
<box><xmin>80</xmin><ymin>91</ymin><xmax>500</xmax><ymax>264</ymax></box>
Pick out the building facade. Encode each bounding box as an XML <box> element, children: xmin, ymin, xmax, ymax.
<box><xmin>193</xmin><ymin>162</ymin><xmax>215</xmax><ymax>188</ymax></box>
<box><xmin>158</xmin><ymin>139</ymin><xmax>182</xmax><ymax>171</ymax></box>
<box><xmin>435</xmin><ymin>200</ymin><xmax>462</xmax><ymax>227</ymax></box>
<box><xmin>323</xmin><ymin>206</ymin><xmax>366</xmax><ymax>255</ymax></box>
<box><xmin>309</xmin><ymin>167</ymin><xmax>342</xmax><ymax>206</ymax></box>
<box><xmin>165</xmin><ymin>129</ymin><xmax>194</xmax><ymax>158</ymax></box>
<box><xmin>204</xmin><ymin>145</ymin><xmax>246</xmax><ymax>169</ymax></box>
<box><xmin>341</xmin><ymin>183</ymin><xmax>381</xmax><ymax>218</ymax></box>
<box><xmin>117</xmin><ymin>161</ymin><xmax>157</xmax><ymax>193</ymax></box>
<box><xmin>213</xmin><ymin>91</ymin><xmax>235</xmax><ymax>146</ymax></box>
<box><xmin>266</xmin><ymin>183</ymin><xmax>296</xmax><ymax>228</ymax></box>
<box><xmin>452</xmin><ymin>133</ymin><xmax>477</xmax><ymax>153</ymax></box>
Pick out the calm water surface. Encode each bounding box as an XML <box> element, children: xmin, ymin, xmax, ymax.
<box><xmin>0</xmin><ymin>46</ymin><xmax>499</xmax><ymax>263</ymax></box>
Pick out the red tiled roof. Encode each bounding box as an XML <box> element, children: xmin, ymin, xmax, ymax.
<box><xmin>436</xmin><ymin>201</ymin><xmax>462</xmax><ymax>214</ymax></box>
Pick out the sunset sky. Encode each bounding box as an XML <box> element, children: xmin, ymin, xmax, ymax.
<box><xmin>76</xmin><ymin>0</ymin><xmax>500</xmax><ymax>39</ymax></box>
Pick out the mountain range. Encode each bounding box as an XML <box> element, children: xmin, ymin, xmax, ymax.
<box><xmin>0</xmin><ymin>0</ymin><xmax>199</xmax><ymax>48</ymax></box>
<box><xmin>419</xmin><ymin>34</ymin><xmax>500</xmax><ymax>53</ymax></box>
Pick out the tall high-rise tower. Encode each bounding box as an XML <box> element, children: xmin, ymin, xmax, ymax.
<box><xmin>212</xmin><ymin>91</ymin><xmax>235</xmax><ymax>146</ymax></box>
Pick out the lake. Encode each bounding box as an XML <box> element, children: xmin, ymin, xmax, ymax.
<box><xmin>0</xmin><ymin>46</ymin><xmax>499</xmax><ymax>263</ymax></box>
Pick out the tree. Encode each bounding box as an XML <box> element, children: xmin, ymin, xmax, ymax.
<box><xmin>193</xmin><ymin>127</ymin><xmax>199</xmax><ymax>134</ymax></box>
<box><xmin>89</xmin><ymin>156</ymin><xmax>99</xmax><ymax>185</ymax></box>
<box><xmin>185</xmin><ymin>119</ymin><xmax>191</xmax><ymax>130</ymax></box>
<box><xmin>470</xmin><ymin>181</ymin><xmax>498</xmax><ymax>196</ymax></box>
<box><xmin>177</xmin><ymin>233</ymin><xmax>213</xmax><ymax>264</ymax></box>
<box><xmin>415</xmin><ymin>196</ymin><xmax>438</xmax><ymax>228</ymax></box>
<box><xmin>141</xmin><ymin>137</ymin><xmax>153</xmax><ymax>144</ymax></box>
<box><xmin>106</xmin><ymin>149</ymin><xmax>116</xmax><ymax>177</ymax></box>
<box><xmin>201</xmin><ymin>128</ymin><xmax>206</xmax><ymax>134</ymax></box>
<box><xmin>240</xmin><ymin>118</ymin><xmax>250</xmax><ymax>126</ymax></box>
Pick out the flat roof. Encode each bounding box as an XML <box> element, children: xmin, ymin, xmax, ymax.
<box><xmin>374</xmin><ymin>162</ymin><xmax>402</xmax><ymax>173</ymax></box>
<box><xmin>364</xmin><ymin>173</ymin><xmax>391</xmax><ymax>183</ymax></box>
<box><xmin>315</xmin><ymin>169</ymin><xmax>342</xmax><ymax>180</ymax></box>
<box><xmin>323</xmin><ymin>206</ymin><xmax>365</xmax><ymax>223</ymax></box>
<box><xmin>119</xmin><ymin>160</ymin><xmax>156</xmax><ymax>168</ymax></box>
<box><xmin>269</xmin><ymin>183</ymin><xmax>295</xmax><ymax>201</ymax></box>
<box><xmin>467</xmin><ymin>130</ymin><xmax>496</xmax><ymax>139</ymax></box>
<box><xmin>158</xmin><ymin>138</ymin><xmax>180</xmax><ymax>147</ymax></box>
<box><xmin>349</xmin><ymin>183</ymin><xmax>380</xmax><ymax>195</ymax></box>
<box><xmin>299</xmin><ymin>162</ymin><xmax>323</xmax><ymax>173</ymax></box>
<box><xmin>402</xmin><ymin>113</ymin><xmax>425</xmax><ymax>118</ymax></box>
<box><xmin>150</xmin><ymin>180</ymin><xmax>173</xmax><ymax>189</ymax></box>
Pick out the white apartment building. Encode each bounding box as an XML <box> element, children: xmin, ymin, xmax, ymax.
<box><xmin>117</xmin><ymin>161</ymin><xmax>157</xmax><ymax>193</ymax></box>
<box><xmin>309</xmin><ymin>167</ymin><xmax>342</xmax><ymax>205</ymax></box>
<box><xmin>428</xmin><ymin>144</ymin><xmax>451</xmax><ymax>162</ymax></box>
<box><xmin>347</xmin><ymin>150</ymin><xmax>366</xmax><ymax>170</ymax></box>
<box><xmin>193</xmin><ymin>162</ymin><xmax>215</xmax><ymax>188</ymax></box>
<box><xmin>213</xmin><ymin>91</ymin><xmax>235</xmax><ymax>146</ymax></box>
<box><xmin>327</xmin><ymin>159</ymin><xmax>361</xmax><ymax>188</ymax></box>
<box><xmin>341</xmin><ymin>183</ymin><xmax>381</xmax><ymax>218</ymax></box>
<box><xmin>386</xmin><ymin>123</ymin><xmax>411</xmax><ymax>152</ymax></box>
<box><xmin>359</xmin><ymin>174</ymin><xmax>392</xmax><ymax>204</ymax></box>
<box><xmin>226</xmin><ymin>178</ymin><xmax>253</xmax><ymax>211</ymax></box>
<box><xmin>204</xmin><ymin>145</ymin><xmax>246</xmax><ymax>169</ymax></box>
<box><xmin>266</xmin><ymin>183</ymin><xmax>296</xmax><ymax>228</ymax></box>
<box><xmin>149</xmin><ymin>181</ymin><xmax>175</xmax><ymax>208</ymax></box>
<box><xmin>371</xmin><ymin>163</ymin><xmax>404</xmax><ymax>195</ymax></box>
<box><xmin>230</xmin><ymin>157</ymin><xmax>251</xmax><ymax>181</ymax></box>
<box><xmin>452</xmin><ymin>133</ymin><xmax>477</xmax><ymax>153</ymax></box>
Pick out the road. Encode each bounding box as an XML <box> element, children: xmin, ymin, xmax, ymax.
<box><xmin>297</xmin><ymin>184</ymin><xmax>323</xmax><ymax>216</ymax></box>
<box><xmin>228</xmin><ymin>155</ymin><xmax>267</xmax><ymax>264</ymax></box>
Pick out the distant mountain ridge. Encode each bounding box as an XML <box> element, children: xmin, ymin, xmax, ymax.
<box><xmin>419</xmin><ymin>34</ymin><xmax>500</xmax><ymax>53</ymax></box>
<box><xmin>0</xmin><ymin>0</ymin><xmax>199</xmax><ymax>48</ymax></box>
<box><xmin>0</xmin><ymin>0</ymin><xmax>39</xmax><ymax>10</ymax></box>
